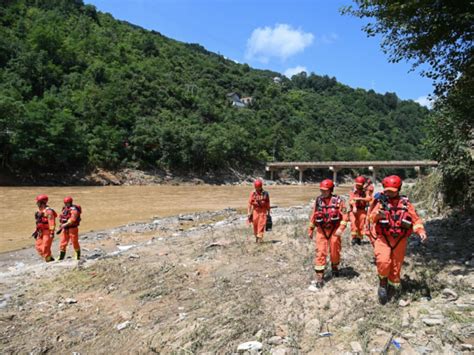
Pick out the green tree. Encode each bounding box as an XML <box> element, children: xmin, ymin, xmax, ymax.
<box><xmin>343</xmin><ymin>0</ymin><xmax>473</xmax><ymax>211</ymax></box>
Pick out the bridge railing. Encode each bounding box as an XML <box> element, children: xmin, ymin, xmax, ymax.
<box><xmin>265</xmin><ymin>160</ymin><xmax>438</xmax><ymax>183</ymax></box>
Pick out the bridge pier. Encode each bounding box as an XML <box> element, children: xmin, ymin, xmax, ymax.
<box><xmin>295</xmin><ymin>166</ymin><xmax>306</xmax><ymax>184</ymax></box>
<box><xmin>329</xmin><ymin>166</ymin><xmax>339</xmax><ymax>185</ymax></box>
<box><xmin>265</xmin><ymin>166</ymin><xmax>274</xmax><ymax>181</ymax></box>
<box><xmin>369</xmin><ymin>166</ymin><xmax>377</xmax><ymax>183</ymax></box>
<box><xmin>414</xmin><ymin>166</ymin><xmax>420</xmax><ymax>177</ymax></box>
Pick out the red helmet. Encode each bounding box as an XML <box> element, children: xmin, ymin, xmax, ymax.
<box><xmin>320</xmin><ymin>179</ymin><xmax>334</xmax><ymax>191</ymax></box>
<box><xmin>355</xmin><ymin>176</ymin><xmax>366</xmax><ymax>185</ymax></box>
<box><xmin>254</xmin><ymin>179</ymin><xmax>263</xmax><ymax>188</ymax></box>
<box><xmin>382</xmin><ymin>175</ymin><xmax>402</xmax><ymax>192</ymax></box>
<box><xmin>64</xmin><ymin>196</ymin><xmax>73</xmax><ymax>204</ymax></box>
<box><xmin>35</xmin><ymin>194</ymin><xmax>48</xmax><ymax>203</ymax></box>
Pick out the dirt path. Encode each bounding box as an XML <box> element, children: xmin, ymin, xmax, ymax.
<box><xmin>0</xmin><ymin>206</ymin><xmax>473</xmax><ymax>354</ymax></box>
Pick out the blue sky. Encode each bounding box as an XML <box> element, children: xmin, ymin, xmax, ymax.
<box><xmin>85</xmin><ymin>0</ymin><xmax>433</xmax><ymax>106</ymax></box>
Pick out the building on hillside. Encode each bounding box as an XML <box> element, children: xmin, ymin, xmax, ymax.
<box><xmin>273</xmin><ymin>76</ymin><xmax>282</xmax><ymax>84</ymax></box>
<box><xmin>240</xmin><ymin>97</ymin><xmax>253</xmax><ymax>106</ymax></box>
<box><xmin>226</xmin><ymin>92</ymin><xmax>251</xmax><ymax>108</ymax></box>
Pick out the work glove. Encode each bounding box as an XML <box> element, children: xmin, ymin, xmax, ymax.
<box><xmin>417</xmin><ymin>230</ymin><xmax>428</xmax><ymax>243</ymax></box>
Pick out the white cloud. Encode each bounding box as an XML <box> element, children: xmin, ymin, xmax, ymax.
<box><xmin>245</xmin><ymin>24</ymin><xmax>314</xmax><ymax>63</ymax></box>
<box><xmin>284</xmin><ymin>66</ymin><xmax>308</xmax><ymax>78</ymax></box>
<box><xmin>319</xmin><ymin>33</ymin><xmax>339</xmax><ymax>44</ymax></box>
<box><xmin>414</xmin><ymin>95</ymin><xmax>433</xmax><ymax>109</ymax></box>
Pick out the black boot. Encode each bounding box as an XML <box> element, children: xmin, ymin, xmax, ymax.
<box><xmin>332</xmin><ymin>267</ymin><xmax>340</xmax><ymax>277</ymax></box>
<box><xmin>75</xmin><ymin>249</ymin><xmax>81</xmax><ymax>260</ymax></box>
<box><xmin>355</xmin><ymin>238</ymin><xmax>361</xmax><ymax>245</ymax></box>
<box><xmin>378</xmin><ymin>277</ymin><xmax>388</xmax><ymax>305</ymax></box>
<box><xmin>45</xmin><ymin>255</ymin><xmax>55</xmax><ymax>262</ymax></box>
<box><xmin>387</xmin><ymin>284</ymin><xmax>400</xmax><ymax>301</ymax></box>
<box><xmin>315</xmin><ymin>271</ymin><xmax>324</xmax><ymax>288</ymax></box>
<box><xmin>58</xmin><ymin>250</ymin><xmax>66</xmax><ymax>261</ymax></box>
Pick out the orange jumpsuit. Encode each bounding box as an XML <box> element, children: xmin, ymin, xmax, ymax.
<box><xmin>34</xmin><ymin>207</ymin><xmax>56</xmax><ymax>261</ymax></box>
<box><xmin>59</xmin><ymin>206</ymin><xmax>81</xmax><ymax>259</ymax></box>
<box><xmin>308</xmin><ymin>195</ymin><xmax>348</xmax><ymax>271</ymax></box>
<box><xmin>365</xmin><ymin>196</ymin><xmax>380</xmax><ymax>247</ymax></box>
<box><xmin>248</xmin><ymin>190</ymin><xmax>270</xmax><ymax>240</ymax></box>
<box><xmin>349</xmin><ymin>184</ymin><xmax>374</xmax><ymax>241</ymax></box>
<box><xmin>369</xmin><ymin>196</ymin><xmax>425</xmax><ymax>287</ymax></box>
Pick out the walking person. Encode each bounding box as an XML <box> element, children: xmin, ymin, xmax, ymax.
<box><xmin>33</xmin><ymin>194</ymin><xmax>57</xmax><ymax>262</ymax></box>
<box><xmin>58</xmin><ymin>196</ymin><xmax>82</xmax><ymax>260</ymax></box>
<box><xmin>348</xmin><ymin>176</ymin><xmax>374</xmax><ymax>245</ymax></box>
<box><xmin>308</xmin><ymin>179</ymin><xmax>348</xmax><ymax>287</ymax></box>
<box><xmin>247</xmin><ymin>179</ymin><xmax>271</xmax><ymax>243</ymax></box>
<box><xmin>369</xmin><ymin>175</ymin><xmax>427</xmax><ymax>304</ymax></box>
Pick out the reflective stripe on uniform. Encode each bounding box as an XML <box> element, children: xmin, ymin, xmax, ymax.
<box><xmin>388</xmin><ymin>279</ymin><xmax>401</xmax><ymax>288</ymax></box>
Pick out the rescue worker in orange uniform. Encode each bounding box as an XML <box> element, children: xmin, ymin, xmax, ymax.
<box><xmin>369</xmin><ymin>175</ymin><xmax>427</xmax><ymax>304</ymax></box>
<box><xmin>366</xmin><ymin>191</ymin><xmax>383</xmax><ymax>248</ymax></box>
<box><xmin>33</xmin><ymin>194</ymin><xmax>57</xmax><ymax>262</ymax></box>
<box><xmin>308</xmin><ymin>179</ymin><xmax>349</xmax><ymax>287</ymax></box>
<box><xmin>349</xmin><ymin>176</ymin><xmax>374</xmax><ymax>245</ymax></box>
<box><xmin>58</xmin><ymin>196</ymin><xmax>82</xmax><ymax>260</ymax></box>
<box><xmin>247</xmin><ymin>179</ymin><xmax>271</xmax><ymax>243</ymax></box>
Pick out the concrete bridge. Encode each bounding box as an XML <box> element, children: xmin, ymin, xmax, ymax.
<box><xmin>265</xmin><ymin>160</ymin><xmax>439</xmax><ymax>184</ymax></box>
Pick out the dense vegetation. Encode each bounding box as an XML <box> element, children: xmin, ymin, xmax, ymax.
<box><xmin>344</xmin><ymin>0</ymin><xmax>472</xmax><ymax>211</ymax></box>
<box><xmin>0</xmin><ymin>0</ymin><xmax>430</xmax><ymax>177</ymax></box>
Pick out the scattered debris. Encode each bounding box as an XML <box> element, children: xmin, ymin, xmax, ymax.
<box><xmin>441</xmin><ymin>288</ymin><xmax>458</xmax><ymax>300</ymax></box>
<box><xmin>319</xmin><ymin>332</ymin><xmax>333</xmax><ymax>337</ymax></box>
<box><xmin>117</xmin><ymin>245</ymin><xmax>136</xmax><ymax>252</ymax></box>
<box><xmin>350</xmin><ymin>341</ymin><xmax>363</xmax><ymax>353</ymax></box>
<box><xmin>422</xmin><ymin>318</ymin><xmax>444</xmax><ymax>326</ymax></box>
<box><xmin>116</xmin><ymin>321</ymin><xmax>130</xmax><ymax>331</ymax></box>
<box><xmin>399</xmin><ymin>299</ymin><xmax>411</xmax><ymax>307</ymax></box>
<box><xmin>237</xmin><ymin>341</ymin><xmax>263</xmax><ymax>352</ymax></box>
<box><xmin>267</xmin><ymin>336</ymin><xmax>283</xmax><ymax>345</ymax></box>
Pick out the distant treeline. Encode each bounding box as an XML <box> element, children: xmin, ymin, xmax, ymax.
<box><xmin>0</xmin><ymin>0</ymin><xmax>430</xmax><ymax>176</ymax></box>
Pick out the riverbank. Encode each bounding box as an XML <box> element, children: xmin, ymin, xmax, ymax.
<box><xmin>0</xmin><ymin>206</ymin><xmax>473</xmax><ymax>353</ymax></box>
<box><xmin>0</xmin><ymin>166</ymin><xmax>369</xmax><ymax>187</ymax></box>
<box><xmin>0</xmin><ymin>184</ymin><xmax>352</xmax><ymax>253</ymax></box>
<box><xmin>0</xmin><ymin>167</ymin><xmax>268</xmax><ymax>186</ymax></box>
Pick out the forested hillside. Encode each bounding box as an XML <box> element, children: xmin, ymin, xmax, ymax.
<box><xmin>0</xmin><ymin>0</ymin><xmax>430</xmax><ymax>176</ymax></box>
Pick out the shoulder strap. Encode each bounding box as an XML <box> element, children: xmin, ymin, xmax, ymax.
<box><xmin>315</xmin><ymin>196</ymin><xmax>323</xmax><ymax>209</ymax></box>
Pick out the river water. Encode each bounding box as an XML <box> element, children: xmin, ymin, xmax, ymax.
<box><xmin>0</xmin><ymin>184</ymin><xmax>351</xmax><ymax>253</ymax></box>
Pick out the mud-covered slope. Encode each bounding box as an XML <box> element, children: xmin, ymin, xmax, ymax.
<box><xmin>0</xmin><ymin>207</ymin><xmax>473</xmax><ymax>354</ymax></box>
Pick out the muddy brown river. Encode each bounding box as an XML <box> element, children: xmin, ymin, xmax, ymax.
<box><xmin>0</xmin><ymin>185</ymin><xmax>351</xmax><ymax>253</ymax></box>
